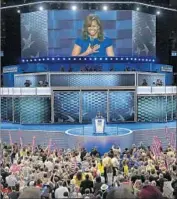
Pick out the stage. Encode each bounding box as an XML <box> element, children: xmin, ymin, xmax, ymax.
<box><xmin>1</xmin><ymin>121</ymin><xmax>176</xmax><ymax>154</ymax></box>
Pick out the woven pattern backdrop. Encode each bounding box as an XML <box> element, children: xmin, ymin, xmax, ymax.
<box><xmin>138</xmin><ymin>95</ymin><xmax>176</xmax><ymax>122</ymax></box>
<box><xmin>54</xmin><ymin>91</ymin><xmax>80</xmax><ymax>123</ymax></box>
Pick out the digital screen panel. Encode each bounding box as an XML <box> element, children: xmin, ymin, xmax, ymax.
<box><xmin>21</xmin><ymin>10</ymin><xmax>156</xmax><ymax>58</ymax></box>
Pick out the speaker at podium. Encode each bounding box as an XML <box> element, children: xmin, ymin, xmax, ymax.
<box><xmin>93</xmin><ymin>112</ymin><xmax>106</xmax><ymax>134</ymax></box>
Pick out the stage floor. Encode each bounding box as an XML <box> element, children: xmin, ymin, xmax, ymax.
<box><xmin>1</xmin><ymin>121</ymin><xmax>176</xmax><ymax>132</ymax></box>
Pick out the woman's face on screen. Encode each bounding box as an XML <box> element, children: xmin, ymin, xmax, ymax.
<box><xmin>87</xmin><ymin>20</ymin><xmax>99</xmax><ymax>37</ymax></box>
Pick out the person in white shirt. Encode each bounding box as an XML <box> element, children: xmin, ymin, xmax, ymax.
<box><xmin>111</xmin><ymin>155</ymin><xmax>120</xmax><ymax>181</ymax></box>
<box><xmin>55</xmin><ymin>181</ymin><xmax>69</xmax><ymax>199</ymax></box>
<box><xmin>6</xmin><ymin>173</ymin><xmax>18</xmax><ymax>187</ymax></box>
<box><xmin>45</xmin><ymin>158</ymin><xmax>54</xmax><ymax>172</ymax></box>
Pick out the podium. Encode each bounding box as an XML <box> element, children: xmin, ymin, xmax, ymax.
<box><xmin>93</xmin><ymin>117</ymin><xmax>106</xmax><ymax>134</ymax></box>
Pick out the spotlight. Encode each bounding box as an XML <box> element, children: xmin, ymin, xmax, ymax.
<box><xmin>136</xmin><ymin>7</ymin><xmax>140</xmax><ymax>11</ymax></box>
<box><xmin>17</xmin><ymin>9</ymin><xmax>21</xmax><ymax>13</ymax></box>
<box><xmin>103</xmin><ymin>5</ymin><xmax>108</xmax><ymax>11</ymax></box>
<box><xmin>156</xmin><ymin>11</ymin><xmax>161</xmax><ymax>15</ymax></box>
<box><xmin>39</xmin><ymin>6</ymin><xmax>44</xmax><ymax>11</ymax></box>
<box><xmin>71</xmin><ymin>5</ymin><xmax>77</xmax><ymax>10</ymax></box>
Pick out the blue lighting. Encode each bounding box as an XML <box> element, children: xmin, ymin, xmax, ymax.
<box><xmin>20</xmin><ymin>56</ymin><xmax>156</xmax><ymax>64</ymax></box>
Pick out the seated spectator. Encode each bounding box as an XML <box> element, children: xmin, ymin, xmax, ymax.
<box><xmin>142</xmin><ymin>79</ymin><xmax>148</xmax><ymax>86</ymax></box>
<box><xmin>24</xmin><ymin>80</ymin><xmax>32</xmax><ymax>87</ymax></box>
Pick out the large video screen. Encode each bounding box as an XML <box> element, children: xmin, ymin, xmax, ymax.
<box><xmin>21</xmin><ymin>10</ymin><xmax>156</xmax><ymax>58</ymax></box>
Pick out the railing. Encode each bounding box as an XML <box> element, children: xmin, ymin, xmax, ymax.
<box><xmin>137</xmin><ymin>86</ymin><xmax>177</xmax><ymax>94</ymax></box>
<box><xmin>0</xmin><ymin>86</ymin><xmax>176</xmax><ymax>96</ymax></box>
<box><xmin>0</xmin><ymin>87</ymin><xmax>52</xmax><ymax>96</ymax></box>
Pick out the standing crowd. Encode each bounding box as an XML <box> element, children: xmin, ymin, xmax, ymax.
<box><xmin>0</xmin><ymin>142</ymin><xmax>177</xmax><ymax>199</ymax></box>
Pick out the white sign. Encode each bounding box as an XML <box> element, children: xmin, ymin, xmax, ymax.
<box><xmin>3</xmin><ymin>66</ymin><xmax>18</xmax><ymax>73</ymax></box>
<box><xmin>161</xmin><ymin>65</ymin><xmax>173</xmax><ymax>72</ymax></box>
<box><xmin>95</xmin><ymin>119</ymin><xmax>105</xmax><ymax>133</ymax></box>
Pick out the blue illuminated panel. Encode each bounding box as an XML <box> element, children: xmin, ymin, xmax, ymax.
<box><xmin>109</xmin><ymin>91</ymin><xmax>135</xmax><ymax>122</ymax></box>
<box><xmin>51</xmin><ymin>73</ymin><xmax>135</xmax><ymax>87</ymax></box>
<box><xmin>0</xmin><ymin>97</ymin><xmax>13</xmax><ymax>122</ymax></box>
<box><xmin>82</xmin><ymin>91</ymin><xmax>107</xmax><ymax>123</ymax></box>
<box><xmin>138</xmin><ymin>96</ymin><xmax>170</xmax><ymax>122</ymax></box>
<box><xmin>13</xmin><ymin>97</ymin><xmax>51</xmax><ymax>124</ymax></box>
<box><xmin>54</xmin><ymin>91</ymin><xmax>80</xmax><ymax>123</ymax></box>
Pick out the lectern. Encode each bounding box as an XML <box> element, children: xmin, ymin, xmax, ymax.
<box><xmin>93</xmin><ymin>117</ymin><xmax>105</xmax><ymax>134</ymax></box>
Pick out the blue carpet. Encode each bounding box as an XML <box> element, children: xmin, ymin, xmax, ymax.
<box><xmin>0</xmin><ymin>121</ymin><xmax>176</xmax><ymax>131</ymax></box>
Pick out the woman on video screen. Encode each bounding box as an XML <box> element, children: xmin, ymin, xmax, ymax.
<box><xmin>72</xmin><ymin>14</ymin><xmax>114</xmax><ymax>57</ymax></box>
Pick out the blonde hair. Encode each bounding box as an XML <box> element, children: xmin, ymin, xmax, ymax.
<box><xmin>82</xmin><ymin>14</ymin><xmax>104</xmax><ymax>41</ymax></box>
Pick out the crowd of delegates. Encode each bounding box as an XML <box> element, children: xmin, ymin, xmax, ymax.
<box><xmin>1</xmin><ymin>142</ymin><xmax>177</xmax><ymax>199</ymax></box>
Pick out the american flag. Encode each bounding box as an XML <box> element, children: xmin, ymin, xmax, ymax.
<box><xmin>9</xmin><ymin>132</ymin><xmax>13</xmax><ymax>146</ymax></box>
<box><xmin>32</xmin><ymin>136</ymin><xmax>36</xmax><ymax>153</ymax></box>
<box><xmin>151</xmin><ymin>136</ymin><xmax>162</xmax><ymax>157</ymax></box>
<box><xmin>19</xmin><ymin>137</ymin><xmax>23</xmax><ymax>148</ymax></box>
<box><xmin>165</xmin><ymin>126</ymin><xmax>176</xmax><ymax>149</ymax></box>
